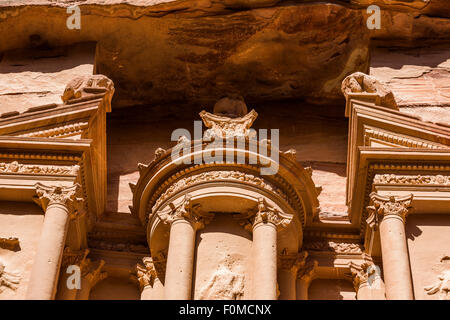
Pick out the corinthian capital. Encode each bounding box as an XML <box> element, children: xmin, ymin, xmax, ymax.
<box><xmin>278</xmin><ymin>250</ymin><xmax>309</xmax><ymax>273</ymax></box>
<box><xmin>252</xmin><ymin>198</ymin><xmax>290</xmax><ymax>231</ymax></box>
<box><xmin>348</xmin><ymin>260</ymin><xmax>373</xmax><ymax>292</ymax></box>
<box><xmin>158</xmin><ymin>194</ymin><xmax>210</xmax><ymax>229</ymax></box>
<box><xmin>61</xmin><ymin>248</ymin><xmax>89</xmax><ymax>269</ymax></box>
<box><xmin>76</xmin><ymin>256</ymin><xmax>107</xmax><ymax>292</ymax></box>
<box><xmin>135</xmin><ymin>257</ymin><xmax>158</xmax><ymax>291</ymax></box>
<box><xmin>34</xmin><ymin>183</ymin><xmax>81</xmax><ymax>212</ymax></box>
<box><xmin>297</xmin><ymin>259</ymin><xmax>318</xmax><ymax>284</ymax></box>
<box><xmin>367</xmin><ymin>192</ymin><xmax>413</xmax><ymax>225</ymax></box>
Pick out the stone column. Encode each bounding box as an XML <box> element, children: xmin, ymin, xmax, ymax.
<box><xmin>367</xmin><ymin>193</ymin><xmax>414</xmax><ymax>300</ymax></box>
<box><xmin>56</xmin><ymin>248</ymin><xmax>89</xmax><ymax>300</ymax></box>
<box><xmin>135</xmin><ymin>257</ymin><xmax>164</xmax><ymax>300</ymax></box>
<box><xmin>26</xmin><ymin>183</ymin><xmax>80</xmax><ymax>300</ymax></box>
<box><xmin>296</xmin><ymin>259</ymin><xmax>318</xmax><ymax>300</ymax></box>
<box><xmin>159</xmin><ymin>195</ymin><xmax>208</xmax><ymax>300</ymax></box>
<box><xmin>250</xmin><ymin>198</ymin><xmax>291</xmax><ymax>300</ymax></box>
<box><xmin>348</xmin><ymin>258</ymin><xmax>386</xmax><ymax>300</ymax></box>
<box><xmin>76</xmin><ymin>259</ymin><xmax>107</xmax><ymax>300</ymax></box>
<box><xmin>278</xmin><ymin>251</ymin><xmax>307</xmax><ymax>300</ymax></box>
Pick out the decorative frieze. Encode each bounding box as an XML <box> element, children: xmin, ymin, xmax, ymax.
<box><xmin>303</xmin><ymin>240</ymin><xmax>364</xmax><ymax>254</ymax></box>
<box><xmin>151</xmin><ymin>170</ymin><xmax>291</xmax><ymax>215</ymax></box>
<box><xmin>373</xmin><ymin>174</ymin><xmax>450</xmax><ymax>185</ymax></box>
<box><xmin>0</xmin><ymin>161</ymin><xmax>79</xmax><ymax>176</ymax></box>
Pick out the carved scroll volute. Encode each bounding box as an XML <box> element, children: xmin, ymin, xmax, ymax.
<box><xmin>366</xmin><ymin>192</ymin><xmax>413</xmax><ymax>226</ymax></box>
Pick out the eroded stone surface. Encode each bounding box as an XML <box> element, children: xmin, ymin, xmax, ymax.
<box><xmin>370</xmin><ymin>46</ymin><xmax>450</xmax><ymax>123</ymax></box>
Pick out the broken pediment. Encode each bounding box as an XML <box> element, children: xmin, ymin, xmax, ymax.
<box><xmin>342</xmin><ymin>75</ymin><xmax>450</xmax><ymax>245</ymax></box>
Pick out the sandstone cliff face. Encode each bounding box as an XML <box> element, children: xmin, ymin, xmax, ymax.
<box><xmin>0</xmin><ymin>1</ymin><xmax>449</xmax><ymax>111</ymax></box>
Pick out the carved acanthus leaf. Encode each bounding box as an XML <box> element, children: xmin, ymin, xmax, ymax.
<box><xmin>157</xmin><ymin>194</ymin><xmax>208</xmax><ymax>229</ymax></box>
<box><xmin>347</xmin><ymin>258</ymin><xmax>378</xmax><ymax>292</ymax></box>
<box><xmin>34</xmin><ymin>183</ymin><xmax>82</xmax><ymax>213</ymax></box>
<box><xmin>251</xmin><ymin>198</ymin><xmax>291</xmax><ymax>231</ymax></box>
<box><xmin>367</xmin><ymin>193</ymin><xmax>413</xmax><ymax>224</ymax></box>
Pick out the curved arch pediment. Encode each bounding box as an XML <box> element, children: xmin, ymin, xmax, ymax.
<box><xmin>131</xmin><ymin>142</ymin><xmax>320</xmax><ymax>228</ymax></box>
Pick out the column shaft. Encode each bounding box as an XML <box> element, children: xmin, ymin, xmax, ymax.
<box><xmin>379</xmin><ymin>216</ymin><xmax>414</xmax><ymax>300</ymax></box>
<box><xmin>296</xmin><ymin>279</ymin><xmax>309</xmax><ymax>300</ymax></box>
<box><xmin>164</xmin><ymin>219</ymin><xmax>196</xmax><ymax>299</ymax></box>
<box><xmin>252</xmin><ymin>223</ymin><xmax>277</xmax><ymax>300</ymax></box>
<box><xmin>278</xmin><ymin>269</ymin><xmax>296</xmax><ymax>300</ymax></box>
<box><xmin>26</xmin><ymin>204</ymin><xmax>70</xmax><ymax>299</ymax></box>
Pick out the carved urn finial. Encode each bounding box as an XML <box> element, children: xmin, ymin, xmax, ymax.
<box><xmin>213</xmin><ymin>94</ymin><xmax>248</xmax><ymax>118</ymax></box>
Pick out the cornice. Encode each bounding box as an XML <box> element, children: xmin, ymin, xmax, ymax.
<box><xmin>18</xmin><ymin>121</ymin><xmax>89</xmax><ymax>139</ymax></box>
<box><xmin>363</xmin><ymin>126</ymin><xmax>446</xmax><ymax>149</ymax></box>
